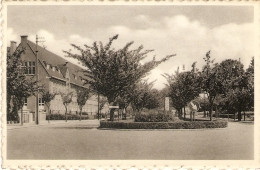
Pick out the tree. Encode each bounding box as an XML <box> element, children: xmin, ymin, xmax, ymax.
<box><xmin>130</xmin><ymin>80</ymin><xmax>154</xmax><ymax>113</ymax></box>
<box><xmin>7</xmin><ymin>49</ymin><xmax>38</xmax><ymax>125</ymax></box>
<box><xmin>144</xmin><ymin>89</ymin><xmax>160</xmax><ymax>110</ymax></box>
<box><xmin>64</xmin><ymin>35</ymin><xmax>175</xmax><ymax>121</ymax></box>
<box><xmin>217</xmin><ymin>59</ymin><xmax>252</xmax><ymax>121</ymax></box>
<box><xmin>200</xmin><ymin>51</ymin><xmax>223</xmax><ymax>121</ymax></box>
<box><xmin>77</xmin><ymin>89</ymin><xmax>91</xmax><ymax>121</ymax></box>
<box><xmin>61</xmin><ymin>92</ymin><xmax>73</xmax><ymax>122</ymax></box>
<box><xmin>41</xmin><ymin>90</ymin><xmax>56</xmax><ymax>123</ymax></box>
<box><xmin>168</xmin><ymin>63</ymin><xmax>201</xmax><ymax>120</ymax></box>
<box><xmin>245</xmin><ymin>57</ymin><xmax>254</xmax><ymax>111</ymax></box>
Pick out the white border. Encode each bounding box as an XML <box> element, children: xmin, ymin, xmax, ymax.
<box><xmin>1</xmin><ymin>1</ymin><xmax>260</xmax><ymax>169</ymax></box>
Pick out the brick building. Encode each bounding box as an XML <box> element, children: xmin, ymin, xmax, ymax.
<box><xmin>8</xmin><ymin>35</ymin><xmax>108</xmax><ymax>123</ymax></box>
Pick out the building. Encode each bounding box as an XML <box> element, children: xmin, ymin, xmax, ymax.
<box><xmin>8</xmin><ymin>35</ymin><xmax>108</xmax><ymax>123</ymax></box>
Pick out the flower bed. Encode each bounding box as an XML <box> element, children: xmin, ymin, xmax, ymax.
<box><xmin>99</xmin><ymin>120</ymin><xmax>228</xmax><ymax>129</ymax></box>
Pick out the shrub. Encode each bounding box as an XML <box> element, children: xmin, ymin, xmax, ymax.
<box><xmin>100</xmin><ymin>120</ymin><xmax>228</xmax><ymax>129</ymax></box>
<box><xmin>46</xmin><ymin>113</ymin><xmax>89</xmax><ymax>120</ymax></box>
<box><xmin>135</xmin><ymin>112</ymin><xmax>174</xmax><ymax>122</ymax></box>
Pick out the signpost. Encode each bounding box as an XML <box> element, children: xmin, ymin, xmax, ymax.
<box><xmin>164</xmin><ymin>97</ymin><xmax>169</xmax><ymax>111</ymax></box>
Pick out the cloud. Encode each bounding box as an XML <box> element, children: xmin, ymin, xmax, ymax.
<box><xmin>106</xmin><ymin>15</ymin><xmax>254</xmax><ymax>89</ymax></box>
<box><xmin>7</xmin><ymin>28</ymin><xmax>19</xmax><ymax>45</ymax></box>
<box><xmin>25</xmin><ymin>29</ymin><xmax>93</xmax><ymax>67</ymax></box>
<box><xmin>8</xmin><ymin>15</ymin><xmax>254</xmax><ymax>90</ymax></box>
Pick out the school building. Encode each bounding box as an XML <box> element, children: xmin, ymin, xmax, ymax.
<box><xmin>8</xmin><ymin>35</ymin><xmax>108</xmax><ymax>123</ymax></box>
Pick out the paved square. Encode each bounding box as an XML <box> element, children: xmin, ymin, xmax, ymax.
<box><xmin>7</xmin><ymin>121</ymin><xmax>253</xmax><ymax>160</ymax></box>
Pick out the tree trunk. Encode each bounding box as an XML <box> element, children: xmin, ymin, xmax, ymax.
<box><xmin>190</xmin><ymin>111</ymin><xmax>192</xmax><ymax>121</ymax></box>
<box><xmin>209</xmin><ymin>105</ymin><xmax>213</xmax><ymax>121</ymax></box>
<box><xmin>65</xmin><ymin>107</ymin><xmax>67</xmax><ymax>122</ymax></box>
<box><xmin>244</xmin><ymin>111</ymin><xmax>246</xmax><ymax>121</ymax></box>
<box><xmin>80</xmin><ymin>108</ymin><xmax>82</xmax><ymax>121</ymax></box>
<box><xmin>48</xmin><ymin>107</ymin><xmax>50</xmax><ymax>123</ymax></box>
<box><xmin>178</xmin><ymin>109</ymin><xmax>182</xmax><ymax>119</ymax></box>
<box><xmin>238</xmin><ymin>110</ymin><xmax>242</xmax><ymax>121</ymax></box>
<box><xmin>215</xmin><ymin>106</ymin><xmax>218</xmax><ymax>119</ymax></box>
<box><xmin>183</xmin><ymin>107</ymin><xmax>186</xmax><ymax>120</ymax></box>
<box><xmin>21</xmin><ymin>107</ymin><xmax>23</xmax><ymax>126</ymax></box>
<box><xmin>118</xmin><ymin>110</ymin><xmax>120</xmax><ymax>121</ymax></box>
<box><xmin>122</xmin><ymin>108</ymin><xmax>126</xmax><ymax>120</ymax></box>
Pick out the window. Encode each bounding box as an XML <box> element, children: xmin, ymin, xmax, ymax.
<box><xmin>39</xmin><ymin>98</ymin><xmax>44</xmax><ymax>106</ymax></box>
<box><xmin>24</xmin><ymin>61</ymin><xmax>36</xmax><ymax>75</ymax></box>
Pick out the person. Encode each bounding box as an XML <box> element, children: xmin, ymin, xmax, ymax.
<box><xmin>188</xmin><ymin>101</ymin><xmax>199</xmax><ymax>121</ymax></box>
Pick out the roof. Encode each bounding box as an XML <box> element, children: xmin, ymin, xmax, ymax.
<box><xmin>20</xmin><ymin>40</ymin><xmax>92</xmax><ymax>88</ymax></box>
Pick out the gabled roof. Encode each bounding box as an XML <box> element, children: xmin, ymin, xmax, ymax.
<box><xmin>19</xmin><ymin>39</ymin><xmax>92</xmax><ymax>88</ymax></box>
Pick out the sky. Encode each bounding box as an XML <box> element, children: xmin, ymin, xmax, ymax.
<box><xmin>7</xmin><ymin>5</ymin><xmax>255</xmax><ymax>90</ymax></box>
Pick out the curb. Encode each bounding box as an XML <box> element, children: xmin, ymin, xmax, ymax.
<box><xmin>7</xmin><ymin>120</ymin><xmax>100</xmax><ymax>130</ymax></box>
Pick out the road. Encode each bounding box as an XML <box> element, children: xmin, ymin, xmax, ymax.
<box><xmin>7</xmin><ymin>120</ymin><xmax>254</xmax><ymax>160</ymax></box>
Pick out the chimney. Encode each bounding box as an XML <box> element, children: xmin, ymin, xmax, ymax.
<box><xmin>10</xmin><ymin>41</ymin><xmax>17</xmax><ymax>55</ymax></box>
<box><xmin>21</xmin><ymin>35</ymin><xmax>28</xmax><ymax>47</ymax></box>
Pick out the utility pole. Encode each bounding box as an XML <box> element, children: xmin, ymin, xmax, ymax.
<box><xmin>35</xmin><ymin>35</ymin><xmax>45</xmax><ymax>125</ymax></box>
<box><xmin>35</xmin><ymin>35</ymin><xmax>39</xmax><ymax>125</ymax></box>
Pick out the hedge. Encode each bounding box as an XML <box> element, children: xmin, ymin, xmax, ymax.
<box><xmin>135</xmin><ymin>112</ymin><xmax>174</xmax><ymax>122</ymax></box>
<box><xmin>99</xmin><ymin>120</ymin><xmax>228</xmax><ymax>129</ymax></box>
<box><xmin>46</xmin><ymin>114</ymin><xmax>89</xmax><ymax>120</ymax></box>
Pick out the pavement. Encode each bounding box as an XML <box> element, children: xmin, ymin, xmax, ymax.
<box><xmin>7</xmin><ymin>119</ymin><xmax>100</xmax><ymax>130</ymax></box>
<box><xmin>7</xmin><ymin>120</ymin><xmax>254</xmax><ymax>160</ymax></box>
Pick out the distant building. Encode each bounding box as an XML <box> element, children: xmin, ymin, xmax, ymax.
<box><xmin>8</xmin><ymin>35</ymin><xmax>108</xmax><ymax>123</ymax></box>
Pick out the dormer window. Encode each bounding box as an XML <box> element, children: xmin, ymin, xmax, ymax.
<box><xmin>46</xmin><ymin>64</ymin><xmax>50</xmax><ymax>69</ymax></box>
<box><xmin>52</xmin><ymin>66</ymin><xmax>55</xmax><ymax>72</ymax></box>
<box><xmin>58</xmin><ymin>69</ymin><xmax>61</xmax><ymax>74</ymax></box>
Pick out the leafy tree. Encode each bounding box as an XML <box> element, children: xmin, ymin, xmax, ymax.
<box><xmin>217</xmin><ymin>59</ymin><xmax>253</xmax><ymax>121</ymax></box>
<box><xmin>168</xmin><ymin>63</ymin><xmax>201</xmax><ymax>119</ymax></box>
<box><xmin>245</xmin><ymin>57</ymin><xmax>254</xmax><ymax>111</ymax></box>
<box><xmin>200</xmin><ymin>51</ymin><xmax>223</xmax><ymax>121</ymax></box>
<box><xmin>7</xmin><ymin>49</ymin><xmax>38</xmax><ymax>125</ymax></box>
<box><xmin>61</xmin><ymin>92</ymin><xmax>73</xmax><ymax>122</ymax></box>
<box><xmin>130</xmin><ymin>81</ymin><xmax>154</xmax><ymax>113</ymax></box>
<box><xmin>64</xmin><ymin>35</ymin><xmax>175</xmax><ymax>121</ymax></box>
<box><xmin>77</xmin><ymin>89</ymin><xmax>91</xmax><ymax>121</ymax></box>
<box><xmin>144</xmin><ymin>89</ymin><xmax>160</xmax><ymax>110</ymax></box>
<box><xmin>41</xmin><ymin>90</ymin><xmax>56</xmax><ymax>123</ymax></box>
